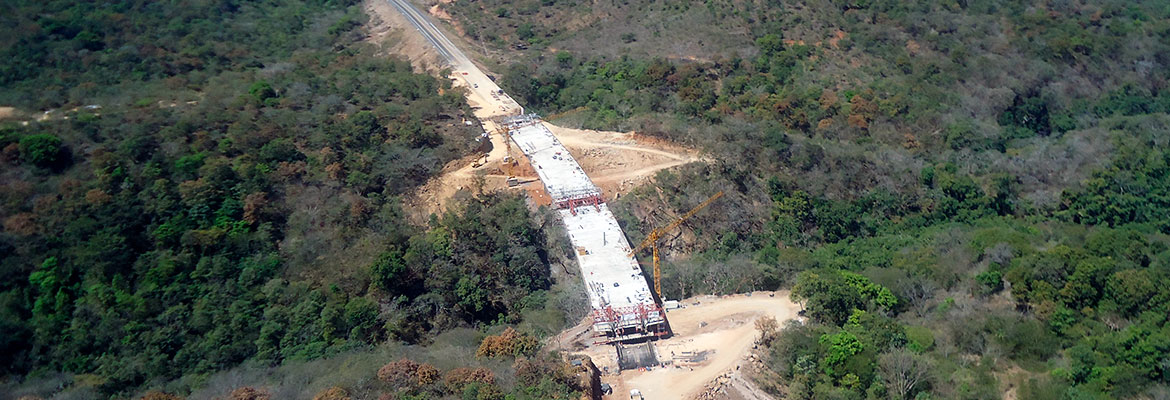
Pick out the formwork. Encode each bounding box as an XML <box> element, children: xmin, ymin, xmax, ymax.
<box><xmin>616</xmin><ymin>342</ymin><xmax>659</xmax><ymax>370</ymax></box>
<box><xmin>503</xmin><ymin>115</ymin><xmax>667</xmax><ymax>341</ymax></box>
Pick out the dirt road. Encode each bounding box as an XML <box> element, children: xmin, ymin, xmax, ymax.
<box><xmin>374</xmin><ymin>0</ymin><xmax>523</xmax><ymax>216</ymax></box>
<box><xmin>571</xmin><ymin>292</ymin><xmax>800</xmax><ymax>400</ymax></box>
<box><xmin>374</xmin><ymin>0</ymin><xmax>702</xmax><ymax>216</ymax></box>
<box><xmin>383</xmin><ymin>0</ymin><xmax>520</xmax><ymax>114</ymax></box>
<box><xmin>544</xmin><ymin>123</ymin><xmax>701</xmax><ymax>198</ymax></box>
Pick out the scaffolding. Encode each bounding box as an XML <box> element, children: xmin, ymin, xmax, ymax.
<box><xmin>554</xmin><ymin>190</ymin><xmax>603</xmax><ymax>215</ymax></box>
<box><xmin>591</xmin><ymin>303</ymin><xmax>668</xmax><ymax>340</ymax></box>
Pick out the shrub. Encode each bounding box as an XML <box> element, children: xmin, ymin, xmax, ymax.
<box><xmin>228</xmin><ymin>387</ymin><xmax>270</xmax><ymax>400</ymax></box>
<box><xmin>312</xmin><ymin>386</ymin><xmax>350</xmax><ymax>400</ymax></box>
<box><xmin>140</xmin><ymin>392</ymin><xmax>183</xmax><ymax>400</ymax></box>
<box><xmin>442</xmin><ymin>367</ymin><xmax>494</xmax><ymax>393</ymax></box>
<box><xmin>904</xmin><ymin>326</ymin><xmax>934</xmax><ymax>352</ymax></box>
<box><xmin>476</xmin><ymin>327</ymin><xmax>539</xmax><ymax>358</ymax></box>
<box><xmin>975</xmin><ymin>269</ymin><xmax>1003</xmax><ymax>294</ymax></box>
<box><xmin>416</xmin><ymin>363</ymin><xmax>440</xmax><ymax>386</ymax></box>
<box><xmin>377</xmin><ymin>359</ymin><xmax>420</xmax><ymax>386</ymax></box>
<box><xmin>513</xmin><ymin>355</ymin><xmax>576</xmax><ymax>391</ymax></box>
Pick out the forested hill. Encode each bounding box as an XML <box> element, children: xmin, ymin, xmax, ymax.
<box><xmin>1</xmin><ymin>1</ymin><xmax>584</xmax><ymax>398</ymax></box>
<box><xmin>443</xmin><ymin>0</ymin><xmax>1170</xmax><ymax>398</ymax></box>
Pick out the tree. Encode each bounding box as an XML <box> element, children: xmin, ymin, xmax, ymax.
<box><xmin>517</xmin><ymin>23</ymin><xmax>535</xmax><ymax>40</ymax></box>
<box><xmin>793</xmin><ymin>271</ymin><xmax>863</xmax><ymax>325</ymax></box>
<box><xmin>818</xmin><ymin>330</ymin><xmax>863</xmax><ymax>377</ymax></box>
<box><xmin>555</xmin><ymin>51</ymin><xmax>573</xmax><ymax>67</ymax></box>
<box><xmin>792</xmin><ymin>270</ymin><xmax>895</xmax><ymax>325</ymax></box>
<box><xmin>258</xmin><ymin>138</ymin><xmax>303</xmax><ymax>164</ymax></box>
<box><xmin>344</xmin><ymin>297</ymin><xmax>381</xmax><ymax>343</ymax></box>
<box><xmin>998</xmin><ymin>92</ymin><xmax>1051</xmax><ymax>136</ymax></box>
<box><xmin>756</xmin><ymin>33</ymin><xmax>784</xmax><ymax>57</ymax></box>
<box><xmin>18</xmin><ymin>134</ymin><xmax>64</xmax><ymax>168</ymax></box>
<box><xmin>878</xmin><ymin>348</ymin><xmax>932</xmax><ymax>399</ymax></box>
<box><xmin>755</xmin><ymin>316</ymin><xmax>779</xmax><ymax>346</ymax></box>
<box><xmin>249</xmin><ymin>81</ymin><xmax>277</xmax><ymax>104</ymax></box>
<box><xmin>456</xmin><ymin>275</ymin><xmax>489</xmax><ymax>315</ymax></box>
<box><xmin>371</xmin><ymin>249</ymin><xmax>413</xmax><ymax>295</ymax></box>
<box><xmin>1105</xmin><ymin>269</ymin><xmax>1158</xmax><ymax>317</ymax></box>
<box><xmin>0</xmin><ymin>0</ymin><xmax>510</xmax><ymax>394</ymax></box>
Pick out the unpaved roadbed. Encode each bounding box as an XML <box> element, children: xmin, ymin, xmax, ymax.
<box><xmin>570</xmin><ymin>292</ymin><xmax>800</xmax><ymax>400</ymax></box>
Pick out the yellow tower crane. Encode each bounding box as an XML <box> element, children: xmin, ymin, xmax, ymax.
<box><xmin>628</xmin><ymin>191</ymin><xmax>724</xmax><ymax>302</ymax></box>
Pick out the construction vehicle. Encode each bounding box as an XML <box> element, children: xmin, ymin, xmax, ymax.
<box><xmin>628</xmin><ymin>191</ymin><xmax>724</xmax><ymax>302</ymax></box>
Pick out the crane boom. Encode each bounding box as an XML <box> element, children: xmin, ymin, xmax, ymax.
<box><xmin>628</xmin><ymin>191</ymin><xmax>724</xmax><ymax>301</ymax></box>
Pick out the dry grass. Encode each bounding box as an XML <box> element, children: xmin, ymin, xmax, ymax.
<box><xmin>171</xmin><ymin>328</ymin><xmax>536</xmax><ymax>399</ymax></box>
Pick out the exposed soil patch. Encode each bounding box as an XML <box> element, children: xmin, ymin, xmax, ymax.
<box><xmin>0</xmin><ymin>107</ymin><xmax>20</xmax><ymax>120</ymax></box>
<box><xmin>404</xmin><ymin>119</ymin><xmax>699</xmax><ymax>218</ymax></box>
<box><xmin>567</xmin><ymin>292</ymin><xmax>802</xmax><ymax>400</ymax></box>
<box><xmin>543</xmin><ymin>123</ymin><xmax>701</xmax><ymax>199</ymax></box>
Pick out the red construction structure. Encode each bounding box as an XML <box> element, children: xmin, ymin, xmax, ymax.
<box><xmin>591</xmin><ymin>303</ymin><xmax>669</xmax><ymax>343</ymax></box>
<box><xmin>556</xmin><ymin>192</ymin><xmax>604</xmax><ymax>215</ymax></box>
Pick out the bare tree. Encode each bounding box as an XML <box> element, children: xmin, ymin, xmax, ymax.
<box><xmin>879</xmin><ymin>348</ymin><xmax>932</xmax><ymax>400</ymax></box>
<box><xmin>754</xmin><ymin>316</ymin><xmax>779</xmax><ymax>346</ymax></box>
<box><xmin>900</xmin><ymin>277</ymin><xmax>938</xmax><ymax>318</ymax></box>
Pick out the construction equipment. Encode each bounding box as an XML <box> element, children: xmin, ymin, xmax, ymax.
<box><xmin>628</xmin><ymin>191</ymin><xmax>724</xmax><ymax>301</ymax></box>
<box><xmin>496</xmin><ymin>122</ymin><xmax>512</xmax><ymax>152</ymax></box>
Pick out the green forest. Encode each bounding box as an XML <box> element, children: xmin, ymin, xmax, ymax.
<box><xmin>1</xmin><ymin>0</ymin><xmax>584</xmax><ymax>399</ymax></box>
<box><xmin>4</xmin><ymin>0</ymin><xmax>1170</xmax><ymax>399</ymax></box>
<box><xmin>441</xmin><ymin>0</ymin><xmax>1170</xmax><ymax>399</ymax></box>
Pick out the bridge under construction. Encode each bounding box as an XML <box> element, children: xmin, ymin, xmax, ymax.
<box><xmin>388</xmin><ymin>0</ymin><xmax>668</xmax><ymax>342</ymax></box>
<box><xmin>502</xmin><ymin>115</ymin><xmax>668</xmax><ymax>342</ymax></box>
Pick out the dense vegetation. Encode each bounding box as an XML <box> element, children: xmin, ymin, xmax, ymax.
<box><xmin>5</xmin><ymin>0</ymin><xmax>1170</xmax><ymax>398</ymax></box>
<box><xmin>445</xmin><ymin>0</ymin><xmax>1170</xmax><ymax>398</ymax></box>
<box><xmin>0</xmin><ymin>0</ymin><xmax>582</xmax><ymax>398</ymax></box>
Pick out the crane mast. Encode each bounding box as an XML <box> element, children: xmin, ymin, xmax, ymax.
<box><xmin>629</xmin><ymin>191</ymin><xmax>724</xmax><ymax>302</ymax></box>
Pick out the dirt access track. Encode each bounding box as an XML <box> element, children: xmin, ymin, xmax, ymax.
<box><xmin>548</xmin><ymin>124</ymin><xmax>700</xmax><ymax>197</ymax></box>
<box><xmin>553</xmin><ymin>292</ymin><xmax>801</xmax><ymax>400</ymax></box>
<box><xmin>398</xmin><ymin>118</ymin><xmax>699</xmax><ymax>218</ymax></box>
<box><xmin>365</xmin><ymin>0</ymin><xmax>700</xmax><ymax>218</ymax></box>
